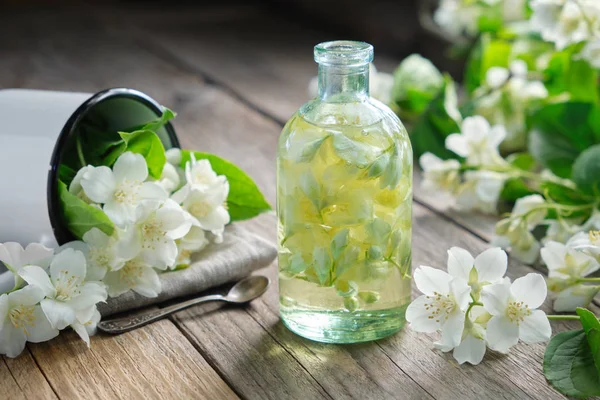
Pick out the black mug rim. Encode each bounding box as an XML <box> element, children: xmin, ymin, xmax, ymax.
<box><xmin>47</xmin><ymin>87</ymin><xmax>180</xmax><ymax>245</ymax></box>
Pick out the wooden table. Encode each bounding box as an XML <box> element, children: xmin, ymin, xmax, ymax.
<box><xmin>1</xmin><ymin>4</ymin><xmax>594</xmax><ymax>399</ymax></box>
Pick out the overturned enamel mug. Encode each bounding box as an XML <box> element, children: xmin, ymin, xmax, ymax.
<box><xmin>0</xmin><ymin>88</ymin><xmax>180</xmax><ymax>249</ymax></box>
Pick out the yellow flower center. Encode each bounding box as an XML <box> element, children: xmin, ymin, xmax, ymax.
<box><xmin>424</xmin><ymin>291</ymin><xmax>457</xmax><ymax>323</ymax></box>
<box><xmin>119</xmin><ymin>260</ymin><xmax>144</xmax><ymax>288</ymax></box>
<box><xmin>506</xmin><ymin>301</ymin><xmax>531</xmax><ymax>325</ymax></box>
<box><xmin>589</xmin><ymin>230</ymin><xmax>600</xmax><ymax>245</ymax></box>
<box><xmin>54</xmin><ymin>269</ymin><xmax>81</xmax><ymax>301</ymax></box>
<box><xmin>114</xmin><ymin>180</ymin><xmax>141</xmax><ymax>204</ymax></box>
<box><xmin>9</xmin><ymin>305</ymin><xmax>36</xmax><ymax>335</ymax></box>
<box><xmin>142</xmin><ymin>220</ymin><xmax>167</xmax><ymax>249</ymax></box>
<box><xmin>89</xmin><ymin>248</ymin><xmax>110</xmax><ymax>269</ymax></box>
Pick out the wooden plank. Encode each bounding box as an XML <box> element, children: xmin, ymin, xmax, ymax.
<box><xmin>2</xmin><ymin>351</ymin><xmax>57</xmax><ymax>400</ymax></box>
<box><xmin>29</xmin><ymin>319</ymin><xmax>237</xmax><ymax>400</ymax></box>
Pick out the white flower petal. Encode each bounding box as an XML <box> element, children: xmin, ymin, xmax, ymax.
<box><xmin>447</xmin><ymin>247</ymin><xmax>474</xmax><ymax>281</ymax></box>
<box><xmin>439</xmin><ymin>310</ymin><xmax>465</xmax><ymax>349</ymax></box>
<box><xmin>0</xmin><ymin>324</ymin><xmax>27</xmax><ymax>358</ymax></box>
<box><xmin>71</xmin><ymin>322</ymin><xmax>91</xmax><ymax>347</ymax></box>
<box><xmin>0</xmin><ymin>242</ymin><xmax>25</xmax><ymax>270</ymax></box>
<box><xmin>553</xmin><ymin>285</ymin><xmax>600</xmax><ymax>312</ymax></box>
<box><xmin>50</xmin><ymin>248</ymin><xmax>86</xmax><ymax>283</ymax></box>
<box><xmin>540</xmin><ymin>241</ymin><xmax>568</xmax><ymax>276</ymax></box>
<box><xmin>26</xmin><ymin>306</ymin><xmax>59</xmax><ymax>343</ymax></box>
<box><xmin>113</xmin><ymin>152</ymin><xmax>148</xmax><ymax>183</ymax></box>
<box><xmin>486</xmin><ymin>67</ymin><xmax>509</xmax><ymax>89</ymax></box>
<box><xmin>140</xmin><ymin>182</ymin><xmax>168</xmax><ymax>201</ymax></box>
<box><xmin>450</xmin><ymin>277</ymin><xmax>471</xmax><ymax>310</ymax></box>
<box><xmin>414</xmin><ymin>266</ymin><xmax>452</xmax><ymax>296</ymax></box>
<box><xmin>512</xmin><ymin>240</ymin><xmax>541</xmax><ymax>265</ymax></box>
<box><xmin>406</xmin><ymin>295</ymin><xmax>441</xmax><ymax>333</ymax></box>
<box><xmin>22</xmin><ymin>243</ymin><xmax>54</xmax><ymax>267</ymax></box>
<box><xmin>481</xmin><ymin>280</ymin><xmax>511</xmax><ymax>316</ymax></box>
<box><xmin>453</xmin><ymin>333</ymin><xmax>486</xmax><ymax>365</ymax></box>
<box><xmin>103</xmin><ymin>200</ymin><xmax>137</xmax><ymax>228</ymax></box>
<box><xmin>82</xmin><ymin>228</ymin><xmax>110</xmax><ymax>248</ymax></box>
<box><xmin>510</xmin><ymin>273</ymin><xmax>547</xmax><ymax>309</ymax></box>
<box><xmin>131</xmin><ymin>267</ymin><xmax>161</xmax><ymax>298</ymax></box>
<box><xmin>81</xmin><ymin>166</ymin><xmax>116</xmax><ymax>204</ymax></box>
<box><xmin>196</xmin><ymin>207</ymin><xmax>230</xmax><ymax>232</ymax></box>
<box><xmin>8</xmin><ymin>285</ymin><xmax>45</xmax><ymax>307</ymax></box>
<box><xmin>41</xmin><ymin>298</ymin><xmax>77</xmax><ymax>330</ymax></box>
<box><xmin>18</xmin><ymin>266</ymin><xmax>55</xmax><ymax>297</ymax></box>
<box><xmin>474</xmin><ymin>247</ymin><xmax>507</xmax><ymax>284</ymax></box>
<box><xmin>519</xmin><ymin>309</ymin><xmax>551</xmax><ymax>343</ymax></box>
<box><xmin>68</xmin><ymin>282</ymin><xmax>107</xmax><ymax>310</ymax></box>
<box><xmin>486</xmin><ymin>315</ymin><xmax>519</xmax><ymax>353</ymax></box>
<box><xmin>445</xmin><ymin>134</ymin><xmax>469</xmax><ymax>157</ymax></box>
<box><xmin>166</xmin><ymin>148</ymin><xmax>182</xmax><ymax>165</ymax></box>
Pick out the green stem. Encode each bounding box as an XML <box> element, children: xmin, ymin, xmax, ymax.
<box><xmin>578</xmin><ymin>278</ymin><xmax>600</xmax><ymax>283</ymax></box>
<box><xmin>547</xmin><ymin>315</ymin><xmax>581</xmax><ymax>321</ymax></box>
<box><xmin>76</xmin><ymin>135</ymin><xmax>87</xmax><ymax>168</ymax></box>
<box><xmin>465</xmin><ymin>301</ymin><xmax>484</xmax><ymax>318</ymax></box>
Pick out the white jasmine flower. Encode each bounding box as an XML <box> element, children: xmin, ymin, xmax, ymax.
<box><xmin>445</xmin><ymin>116</ymin><xmax>506</xmax><ymax>166</ymax></box>
<box><xmin>129</xmin><ymin>199</ymin><xmax>193</xmax><ymax>269</ymax></box>
<box><xmin>175</xmin><ymin>226</ymin><xmax>209</xmax><ymax>267</ymax></box>
<box><xmin>567</xmin><ymin>230</ymin><xmax>600</xmax><ymax>259</ymax></box>
<box><xmin>454</xmin><ymin>170</ymin><xmax>507</xmax><ymax>214</ymax></box>
<box><xmin>436</xmin><ymin>305</ymin><xmax>490</xmax><ymax>365</ymax></box>
<box><xmin>70</xmin><ymin>307</ymin><xmax>101</xmax><ymax>347</ymax></box>
<box><xmin>419</xmin><ymin>153</ymin><xmax>461</xmax><ymax>194</ymax></box>
<box><xmin>0</xmin><ymin>286</ymin><xmax>59</xmax><ymax>358</ymax></box>
<box><xmin>178</xmin><ymin>182</ymin><xmax>230</xmax><ymax>243</ymax></box>
<box><xmin>481</xmin><ymin>273</ymin><xmax>551</xmax><ymax>353</ymax></box>
<box><xmin>542</xmin><ymin>240</ymin><xmax>599</xmax><ymax>280</ymax></box>
<box><xmin>581</xmin><ymin>39</ymin><xmax>600</xmax><ymax>68</ymax></box>
<box><xmin>18</xmin><ymin>249</ymin><xmax>107</xmax><ymax>330</ymax></box>
<box><xmin>543</xmin><ymin>219</ymin><xmax>581</xmax><ymax>244</ymax></box>
<box><xmin>447</xmin><ymin>247</ymin><xmax>507</xmax><ymax>296</ymax></box>
<box><xmin>530</xmin><ymin>0</ymin><xmax>600</xmax><ymax>50</ymax></box>
<box><xmin>69</xmin><ymin>165</ymin><xmax>97</xmax><ymax>204</ymax></box>
<box><xmin>157</xmin><ymin>162</ymin><xmax>181</xmax><ymax>194</ymax></box>
<box><xmin>434</xmin><ymin>0</ymin><xmax>483</xmax><ymax>38</ymax></box>
<box><xmin>553</xmin><ymin>284</ymin><xmax>600</xmax><ymax>312</ymax></box>
<box><xmin>0</xmin><ymin>242</ymin><xmax>54</xmax><ymax>294</ymax></box>
<box><xmin>493</xmin><ymin>195</ymin><xmax>547</xmax><ymax>264</ymax></box>
<box><xmin>391</xmin><ymin>55</ymin><xmax>444</xmax><ymax>110</ymax></box>
<box><xmin>165</xmin><ymin>148</ymin><xmax>182</xmax><ymax>165</ymax></box>
<box><xmin>475</xmin><ymin>61</ymin><xmax>548</xmax><ymax>152</ymax></box>
<box><xmin>184</xmin><ymin>154</ymin><xmax>227</xmax><ymax>192</ymax></box>
<box><xmin>103</xmin><ymin>257</ymin><xmax>161</xmax><ymax>298</ymax></box>
<box><xmin>80</xmin><ymin>152</ymin><xmax>168</xmax><ymax>227</ymax></box>
<box><xmin>406</xmin><ymin>266</ymin><xmax>471</xmax><ymax>349</ymax></box>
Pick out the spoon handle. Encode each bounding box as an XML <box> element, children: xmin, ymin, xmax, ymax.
<box><xmin>98</xmin><ymin>294</ymin><xmax>224</xmax><ymax>334</ymax></box>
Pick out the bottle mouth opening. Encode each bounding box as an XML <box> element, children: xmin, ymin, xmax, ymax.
<box><xmin>314</xmin><ymin>40</ymin><xmax>374</xmax><ymax>67</ymax></box>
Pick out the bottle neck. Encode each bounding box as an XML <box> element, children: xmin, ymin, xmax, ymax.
<box><xmin>318</xmin><ymin>64</ymin><xmax>370</xmax><ymax>102</ymax></box>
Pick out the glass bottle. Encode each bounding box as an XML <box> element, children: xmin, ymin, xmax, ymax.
<box><xmin>277</xmin><ymin>41</ymin><xmax>413</xmax><ymax>343</ymax></box>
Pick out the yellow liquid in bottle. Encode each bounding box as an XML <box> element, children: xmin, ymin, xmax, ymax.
<box><xmin>277</xmin><ymin>108</ymin><xmax>412</xmax><ymax>343</ymax></box>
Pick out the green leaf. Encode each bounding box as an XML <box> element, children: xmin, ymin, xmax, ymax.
<box><xmin>506</xmin><ymin>152</ymin><xmax>536</xmax><ymax>171</ymax></box>
<box><xmin>335</xmin><ymin>245</ymin><xmax>360</xmax><ymax>280</ymax></box>
<box><xmin>332</xmin><ymin>134</ymin><xmax>376</xmax><ymax>166</ymax></box>
<box><xmin>500</xmin><ymin>178</ymin><xmax>536</xmax><ymax>202</ymax></box>
<box><xmin>410</xmin><ymin>75</ymin><xmax>461</xmax><ymax>159</ymax></box>
<box><xmin>465</xmin><ymin>34</ymin><xmax>511</xmax><ymax>93</ymax></box>
<box><xmin>572</xmin><ymin>145</ymin><xmax>600</xmax><ymax>196</ymax></box>
<box><xmin>330</xmin><ymin>229</ymin><xmax>349</xmax><ymax>261</ymax></box>
<box><xmin>367</xmin><ymin>151</ymin><xmax>390</xmax><ymax>179</ymax></box>
<box><xmin>545</xmin><ymin>51</ymin><xmax>598</xmax><ymax>103</ymax></box>
<box><xmin>540</xmin><ymin>181</ymin><xmax>593</xmax><ymax>207</ymax></box>
<box><xmin>366</xmin><ymin>218</ymin><xmax>392</xmax><ymax>245</ymax></box>
<box><xmin>181</xmin><ymin>151</ymin><xmax>271</xmax><ymax>221</ymax></box>
<box><xmin>58</xmin><ymin>164</ymin><xmax>77</xmax><ymax>187</ymax></box>
<box><xmin>380</xmin><ymin>147</ymin><xmax>402</xmax><ymax>189</ymax></box>
<box><xmin>117</xmin><ymin>130</ymin><xmax>166</xmax><ymax>179</ymax></box>
<box><xmin>298</xmin><ymin>170</ymin><xmax>322</xmax><ymax>210</ymax></box>
<box><xmin>312</xmin><ymin>247</ymin><xmax>332</xmax><ymax>286</ymax></box>
<box><xmin>57</xmin><ymin>180</ymin><xmax>115</xmax><ymax>240</ymax></box>
<box><xmin>294</xmin><ymin>136</ymin><xmax>328</xmax><ymax>163</ymax></box>
<box><xmin>528</xmin><ymin>102</ymin><xmax>600</xmax><ymax>178</ymax></box>
<box><xmin>287</xmin><ymin>253</ymin><xmax>307</xmax><ymax>275</ymax></box>
<box><xmin>544</xmin><ymin>329</ymin><xmax>600</xmax><ymax>398</ymax></box>
<box><xmin>577</xmin><ymin>308</ymin><xmax>600</xmax><ymax>377</ymax></box>
<box><xmin>142</xmin><ymin>107</ymin><xmax>176</xmax><ymax>132</ymax></box>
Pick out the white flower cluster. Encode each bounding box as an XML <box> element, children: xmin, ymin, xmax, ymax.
<box><xmin>530</xmin><ymin>0</ymin><xmax>600</xmax><ymax>67</ymax></box>
<box><xmin>0</xmin><ymin>243</ymin><xmax>104</xmax><ymax>357</ymax></box>
<box><xmin>0</xmin><ymin>149</ymin><xmax>230</xmax><ymax>357</ymax></box>
<box><xmin>420</xmin><ymin>115</ymin><xmax>509</xmax><ymax>214</ymax></box>
<box><xmin>434</xmin><ymin>0</ymin><xmax>527</xmax><ymax>39</ymax></box>
<box><xmin>407</xmin><ymin>247</ymin><xmax>551</xmax><ymax>365</ymax></box>
<box><xmin>71</xmin><ymin>150</ymin><xmax>229</xmax><ymax>296</ymax></box>
<box><xmin>542</xmin><ymin>231</ymin><xmax>600</xmax><ymax>311</ymax></box>
<box><xmin>474</xmin><ymin>60</ymin><xmax>548</xmax><ymax>152</ymax></box>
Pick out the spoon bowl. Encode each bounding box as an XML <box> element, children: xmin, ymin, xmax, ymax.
<box><xmin>225</xmin><ymin>275</ymin><xmax>270</xmax><ymax>303</ymax></box>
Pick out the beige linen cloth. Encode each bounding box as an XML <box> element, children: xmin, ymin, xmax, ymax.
<box><xmin>97</xmin><ymin>224</ymin><xmax>277</xmax><ymax>317</ymax></box>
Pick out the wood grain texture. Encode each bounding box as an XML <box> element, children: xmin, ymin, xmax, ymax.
<box><xmin>2</xmin><ymin>351</ymin><xmax>57</xmax><ymax>400</ymax></box>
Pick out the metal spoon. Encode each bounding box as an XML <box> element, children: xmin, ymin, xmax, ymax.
<box><xmin>98</xmin><ymin>275</ymin><xmax>270</xmax><ymax>334</ymax></box>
